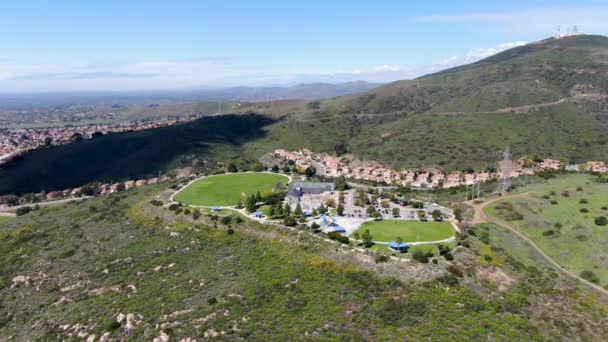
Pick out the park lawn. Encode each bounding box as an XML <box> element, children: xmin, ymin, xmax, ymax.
<box><xmin>174</xmin><ymin>172</ymin><xmax>289</xmax><ymax>206</ymax></box>
<box><xmin>485</xmin><ymin>174</ymin><xmax>608</xmax><ymax>286</ymax></box>
<box><xmin>0</xmin><ymin>216</ymin><xmax>13</xmax><ymax>223</ymax></box>
<box><xmin>356</xmin><ymin>219</ymin><xmax>455</xmax><ymax>243</ymax></box>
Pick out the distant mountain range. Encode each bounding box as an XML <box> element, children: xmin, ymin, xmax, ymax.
<box><xmin>0</xmin><ymin>81</ymin><xmax>381</xmax><ymax>110</ymax></box>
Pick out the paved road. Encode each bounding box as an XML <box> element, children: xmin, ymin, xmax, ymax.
<box><xmin>0</xmin><ymin>196</ymin><xmax>91</xmax><ymax>212</ymax></box>
<box><xmin>469</xmin><ymin>193</ymin><xmax>608</xmax><ymax>297</ymax></box>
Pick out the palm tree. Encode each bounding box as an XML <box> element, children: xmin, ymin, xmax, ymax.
<box><xmin>395</xmin><ymin>236</ymin><xmax>403</xmax><ymax>253</ymax></box>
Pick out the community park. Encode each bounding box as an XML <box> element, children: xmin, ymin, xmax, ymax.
<box><xmin>170</xmin><ymin>171</ymin><xmax>458</xmax><ymax>255</ymax></box>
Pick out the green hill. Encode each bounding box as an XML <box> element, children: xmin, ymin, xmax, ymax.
<box><xmin>0</xmin><ymin>183</ymin><xmax>606</xmax><ymax>339</ymax></box>
<box><xmin>238</xmin><ymin>35</ymin><xmax>608</xmax><ymax>169</ymax></box>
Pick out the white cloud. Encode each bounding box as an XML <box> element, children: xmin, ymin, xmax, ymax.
<box><xmin>373</xmin><ymin>65</ymin><xmax>402</xmax><ymax>72</ymax></box>
<box><xmin>0</xmin><ymin>40</ymin><xmax>530</xmax><ymax>91</ymax></box>
<box><xmin>465</xmin><ymin>41</ymin><xmax>526</xmax><ymax>59</ymax></box>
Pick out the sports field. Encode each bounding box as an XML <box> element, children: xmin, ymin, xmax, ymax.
<box><xmin>355</xmin><ymin>219</ymin><xmax>455</xmax><ymax>243</ymax></box>
<box><xmin>485</xmin><ymin>174</ymin><xmax>608</xmax><ymax>285</ymax></box>
<box><xmin>174</xmin><ymin>172</ymin><xmax>289</xmax><ymax>206</ymax></box>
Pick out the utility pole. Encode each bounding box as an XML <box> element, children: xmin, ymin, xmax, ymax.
<box><xmin>499</xmin><ymin>147</ymin><xmax>512</xmax><ymax>195</ymax></box>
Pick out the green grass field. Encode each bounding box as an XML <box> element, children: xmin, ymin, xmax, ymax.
<box><xmin>356</xmin><ymin>219</ymin><xmax>455</xmax><ymax>243</ymax></box>
<box><xmin>0</xmin><ymin>216</ymin><xmax>13</xmax><ymax>224</ymax></box>
<box><xmin>174</xmin><ymin>172</ymin><xmax>289</xmax><ymax>206</ymax></box>
<box><xmin>485</xmin><ymin>174</ymin><xmax>608</xmax><ymax>286</ymax></box>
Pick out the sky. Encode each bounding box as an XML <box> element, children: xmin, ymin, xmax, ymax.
<box><xmin>1</xmin><ymin>0</ymin><xmax>608</xmax><ymax>92</ymax></box>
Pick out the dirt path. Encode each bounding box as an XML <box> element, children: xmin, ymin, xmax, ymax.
<box><xmin>469</xmin><ymin>193</ymin><xmax>608</xmax><ymax>297</ymax></box>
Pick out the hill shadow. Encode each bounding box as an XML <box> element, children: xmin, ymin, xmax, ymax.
<box><xmin>0</xmin><ymin>114</ymin><xmax>275</xmax><ymax>194</ymax></box>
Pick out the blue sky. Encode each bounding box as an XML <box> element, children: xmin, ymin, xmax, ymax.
<box><xmin>1</xmin><ymin>0</ymin><xmax>608</xmax><ymax>91</ymax></box>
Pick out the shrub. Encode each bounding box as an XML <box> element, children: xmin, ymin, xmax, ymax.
<box><xmin>220</xmin><ymin>216</ymin><xmax>232</xmax><ymax>225</ymax></box>
<box><xmin>561</xmin><ymin>191</ymin><xmax>570</xmax><ymax>197</ymax></box>
<box><xmin>483</xmin><ymin>255</ymin><xmax>493</xmax><ymax>262</ymax></box>
<box><xmin>15</xmin><ymin>206</ymin><xmax>32</xmax><ymax>216</ymax></box>
<box><xmin>594</xmin><ymin>216</ymin><xmax>608</xmax><ymax>226</ymax></box>
<box><xmin>207</xmin><ymin>297</ymin><xmax>218</xmax><ymax>305</ymax></box>
<box><xmin>328</xmin><ymin>231</ymin><xmax>349</xmax><ymax>244</ymax></box>
<box><xmin>550</xmin><ymin>200</ymin><xmax>559</xmax><ymax>205</ymax></box>
<box><xmin>101</xmin><ymin>318</ymin><xmax>121</xmax><ymax>331</ymax></box>
<box><xmin>580</xmin><ymin>270</ymin><xmax>600</xmax><ymax>284</ymax></box>
<box><xmin>576</xmin><ymin>186</ymin><xmax>584</xmax><ymax>191</ymax></box>
<box><xmin>374</xmin><ymin>254</ymin><xmax>389</xmax><ymax>263</ymax></box>
<box><xmin>168</xmin><ymin>203</ymin><xmax>180</xmax><ymax>211</ymax></box>
<box><xmin>580</xmin><ymin>199</ymin><xmax>588</xmax><ymax>204</ymax></box>
<box><xmin>58</xmin><ymin>249</ymin><xmax>76</xmax><ymax>259</ymax></box>
<box><xmin>192</xmin><ymin>209</ymin><xmax>201</xmax><ymax>219</ymax></box>
<box><xmin>226</xmin><ymin>228</ymin><xmax>235</xmax><ymax>235</ymax></box>
<box><xmin>579</xmin><ymin>208</ymin><xmax>589</xmax><ymax>213</ymax></box>
<box><xmin>412</xmin><ymin>248</ymin><xmax>432</xmax><ymax>263</ymax></box>
<box><xmin>283</xmin><ymin>216</ymin><xmax>297</xmax><ymax>227</ymax></box>
<box><xmin>601</xmin><ymin>206</ymin><xmax>608</xmax><ymax>211</ymax></box>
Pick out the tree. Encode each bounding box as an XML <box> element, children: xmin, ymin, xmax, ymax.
<box><xmin>432</xmin><ymin>209</ymin><xmax>442</xmax><ymax>221</ymax></box>
<box><xmin>352</xmin><ymin>232</ymin><xmax>360</xmax><ymax>241</ymax></box>
<box><xmin>294</xmin><ymin>203</ymin><xmax>303</xmax><ymax>217</ymax></box>
<box><xmin>311</xmin><ymin>222</ymin><xmax>320</xmax><ymax>230</ymax></box>
<box><xmin>245</xmin><ymin>195</ymin><xmax>257</xmax><ymax>212</ymax></box>
<box><xmin>236</xmin><ymin>198</ymin><xmax>243</xmax><ymax>209</ymax></box>
<box><xmin>304</xmin><ymin>166</ymin><xmax>317</xmax><ymax>178</ymax></box>
<box><xmin>361</xmin><ymin>229</ymin><xmax>373</xmax><ymax>247</ymax></box>
<box><xmin>380</xmin><ymin>200</ymin><xmax>390</xmax><ymax>209</ymax></box>
<box><xmin>395</xmin><ymin>236</ymin><xmax>403</xmax><ymax>252</ymax></box>
<box><xmin>227</xmin><ymin>163</ymin><xmax>238</xmax><ymax>173</ymax></box>
<box><xmin>338</xmin><ymin>191</ymin><xmax>345</xmax><ymax>203</ymax></box>
<box><xmin>334</xmin><ymin>177</ymin><xmax>349</xmax><ymax>191</ymax></box>
<box><xmin>366</xmin><ymin>205</ymin><xmax>376</xmax><ymax>217</ymax></box>
<box><xmin>417</xmin><ymin>210</ymin><xmax>427</xmax><ymax>221</ymax></box>
<box><xmin>269</xmin><ymin>205</ymin><xmax>275</xmax><ymax>218</ymax></box>
<box><xmin>43</xmin><ymin>136</ymin><xmax>53</xmax><ymax>147</ymax></box>
<box><xmin>275</xmin><ymin>203</ymin><xmax>284</xmax><ymax>217</ymax></box>
<box><xmin>392</xmin><ymin>207</ymin><xmax>400</xmax><ymax>217</ymax></box>
<box><xmin>337</xmin><ymin>203</ymin><xmax>345</xmax><ymax>216</ymax></box>
<box><xmin>271</xmin><ymin>165</ymin><xmax>279</xmax><ymax>172</ymax></box>
<box><xmin>318</xmin><ymin>204</ymin><xmax>327</xmax><ymax>214</ymax></box>
<box><xmin>255</xmin><ymin>191</ymin><xmax>262</xmax><ymax>204</ymax></box>
<box><xmin>312</xmin><ymin>208</ymin><xmax>318</xmax><ymax>217</ymax></box>
<box><xmin>284</xmin><ymin>203</ymin><xmax>291</xmax><ymax>215</ymax></box>
<box><xmin>453</xmin><ymin>208</ymin><xmax>463</xmax><ymax>222</ymax></box>
<box><xmin>334</xmin><ymin>142</ymin><xmax>348</xmax><ymax>157</ymax></box>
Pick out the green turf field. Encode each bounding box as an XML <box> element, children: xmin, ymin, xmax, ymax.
<box><xmin>485</xmin><ymin>174</ymin><xmax>608</xmax><ymax>286</ymax></box>
<box><xmin>0</xmin><ymin>216</ymin><xmax>13</xmax><ymax>223</ymax></box>
<box><xmin>174</xmin><ymin>172</ymin><xmax>289</xmax><ymax>206</ymax></box>
<box><xmin>356</xmin><ymin>219</ymin><xmax>455</xmax><ymax>243</ymax></box>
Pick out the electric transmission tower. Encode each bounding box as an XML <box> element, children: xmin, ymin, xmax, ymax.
<box><xmin>499</xmin><ymin>147</ymin><xmax>512</xmax><ymax>195</ymax></box>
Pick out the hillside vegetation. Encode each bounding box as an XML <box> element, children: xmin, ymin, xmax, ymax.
<box><xmin>1</xmin><ymin>183</ymin><xmax>607</xmax><ymax>339</ymax></box>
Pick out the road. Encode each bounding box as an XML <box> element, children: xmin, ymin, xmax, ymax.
<box><xmin>469</xmin><ymin>193</ymin><xmax>608</xmax><ymax>297</ymax></box>
<box><xmin>0</xmin><ymin>196</ymin><xmax>91</xmax><ymax>213</ymax></box>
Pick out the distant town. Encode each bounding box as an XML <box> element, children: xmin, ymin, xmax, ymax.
<box><xmin>0</xmin><ymin>116</ymin><xmax>199</xmax><ymax>165</ymax></box>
